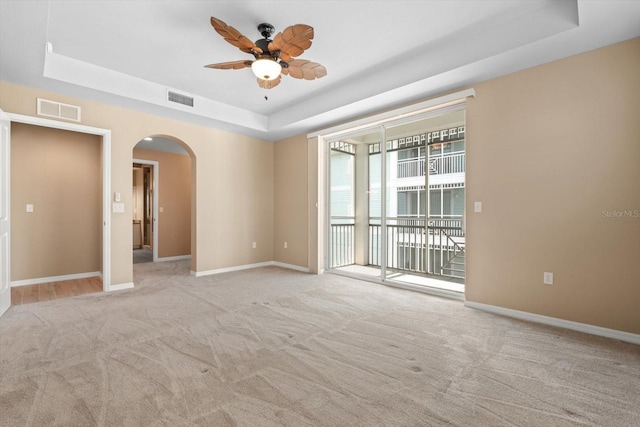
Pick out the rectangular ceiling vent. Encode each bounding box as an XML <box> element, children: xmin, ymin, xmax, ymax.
<box><xmin>37</xmin><ymin>98</ymin><xmax>81</xmax><ymax>122</ymax></box>
<box><xmin>167</xmin><ymin>90</ymin><xmax>194</xmax><ymax>107</ymax></box>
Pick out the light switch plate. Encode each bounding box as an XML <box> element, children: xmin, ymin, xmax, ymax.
<box><xmin>474</xmin><ymin>201</ymin><xmax>482</xmax><ymax>213</ymax></box>
<box><xmin>112</xmin><ymin>202</ymin><xmax>125</xmax><ymax>213</ymax></box>
<box><xmin>26</xmin><ymin>204</ymin><xmax>34</xmax><ymax>213</ymax></box>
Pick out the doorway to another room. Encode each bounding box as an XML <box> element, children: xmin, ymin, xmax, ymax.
<box><xmin>1</xmin><ymin>110</ymin><xmax>114</xmax><ymax>314</ymax></box>
<box><xmin>132</xmin><ymin>136</ymin><xmax>192</xmax><ymax>266</ymax></box>
<box><xmin>132</xmin><ymin>161</ymin><xmax>156</xmax><ymax>264</ymax></box>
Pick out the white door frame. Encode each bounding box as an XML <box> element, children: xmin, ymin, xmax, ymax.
<box><xmin>132</xmin><ymin>159</ymin><xmax>159</xmax><ymax>262</ymax></box>
<box><xmin>0</xmin><ymin>109</ymin><xmax>11</xmax><ymax>317</ymax></box>
<box><xmin>6</xmin><ymin>113</ymin><xmax>112</xmax><ymax>292</ymax></box>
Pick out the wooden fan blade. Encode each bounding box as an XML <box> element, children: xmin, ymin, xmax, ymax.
<box><xmin>278</xmin><ymin>52</ymin><xmax>292</xmax><ymax>62</ymax></box>
<box><xmin>282</xmin><ymin>59</ymin><xmax>327</xmax><ymax>80</ymax></box>
<box><xmin>257</xmin><ymin>76</ymin><xmax>281</xmax><ymax>89</ymax></box>
<box><xmin>268</xmin><ymin>24</ymin><xmax>314</xmax><ymax>58</ymax></box>
<box><xmin>205</xmin><ymin>60</ymin><xmax>253</xmax><ymax>70</ymax></box>
<box><xmin>210</xmin><ymin>17</ymin><xmax>263</xmax><ymax>55</ymax></box>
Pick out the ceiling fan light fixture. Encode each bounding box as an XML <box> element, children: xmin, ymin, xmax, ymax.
<box><xmin>251</xmin><ymin>58</ymin><xmax>281</xmax><ymax>81</ymax></box>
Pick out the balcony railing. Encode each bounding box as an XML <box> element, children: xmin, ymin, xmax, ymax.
<box><xmin>330</xmin><ymin>216</ymin><xmax>465</xmax><ymax>280</ymax></box>
<box><xmin>397</xmin><ymin>158</ymin><xmax>425</xmax><ymax>178</ymax></box>
<box><xmin>397</xmin><ymin>152</ymin><xmax>465</xmax><ymax>178</ymax></box>
<box><xmin>330</xmin><ymin>217</ymin><xmax>355</xmax><ymax>267</ymax></box>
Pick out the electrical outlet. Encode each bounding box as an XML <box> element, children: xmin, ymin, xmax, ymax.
<box><xmin>543</xmin><ymin>272</ymin><xmax>553</xmax><ymax>285</ymax></box>
<box><xmin>284</xmin><ymin>242</ymin><xmax>288</xmax><ymax>249</ymax></box>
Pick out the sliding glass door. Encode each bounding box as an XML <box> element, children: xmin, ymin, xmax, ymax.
<box><xmin>328</xmin><ymin>106</ymin><xmax>466</xmax><ymax>294</ymax></box>
<box><xmin>329</xmin><ymin>128</ymin><xmax>383</xmax><ymax>280</ymax></box>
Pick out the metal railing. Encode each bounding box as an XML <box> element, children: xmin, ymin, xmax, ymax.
<box><xmin>330</xmin><ymin>217</ymin><xmax>355</xmax><ymax>267</ymax></box>
<box><xmin>397</xmin><ymin>152</ymin><xmax>465</xmax><ymax>178</ymax></box>
<box><xmin>330</xmin><ymin>216</ymin><xmax>465</xmax><ymax>280</ymax></box>
<box><xmin>368</xmin><ymin>217</ymin><xmax>465</xmax><ymax>279</ymax></box>
<box><xmin>430</xmin><ymin>152</ymin><xmax>465</xmax><ymax>175</ymax></box>
<box><xmin>427</xmin><ymin>219</ymin><xmax>465</xmax><ymax>279</ymax></box>
<box><xmin>397</xmin><ymin>158</ymin><xmax>425</xmax><ymax>178</ymax></box>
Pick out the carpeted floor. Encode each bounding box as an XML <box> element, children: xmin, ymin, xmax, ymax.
<box><xmin>133</xmin><ymin>248</ymin><xmax>153</xmax><ymax>264</ymax></box>
<box><xmin>1</xmin><ymin>261</ymin><xmax>638</xmax><ymax>426</ymax></box>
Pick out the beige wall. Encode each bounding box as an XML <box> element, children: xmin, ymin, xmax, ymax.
<box><xmin>11</xmin><ymin>123</ymin><xmax>101</xmax><ymax>280</ymax></box>
<box><xmin>274</xmin><ymin>135</ymin><xmax>308</xmax><ymax>268</ymax></box>
<box><xmin>465</xmin><ymin>37</ymin><xmax>640</xmax><ymax>334</ymax></box>
<box><xmin>1</xmin><ymin>81</ymin><xmax>274</xmax><ymax>284</ymax></box>
<box><xmin>133</xmin><ymin>148</ymin><xmax>191</xmax><ymax>258</ymax></box>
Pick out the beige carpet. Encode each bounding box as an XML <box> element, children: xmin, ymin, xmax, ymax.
<box><xmin>1</xmin><ymin>261</ymin><xmax>638</xmax><ymax>426</ymax></box>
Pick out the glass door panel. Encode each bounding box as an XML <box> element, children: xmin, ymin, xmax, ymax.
<box><xmin>329</xmin><ymin>129</ymin><xmax>382</xmax><ymax>279</ymax></box>
<box><xmin>384</xmin><ymin>109</ymin><xmax>466</xmax><ymax>292</ymax></box>
<box><xmin>367</xmin><ymin>142</ymin><xmax>382</xmax><ymax>279</ymax></box>
<box><xmin>329</xmin><ymin>142</ymin><xmax>355</xmax><ymax>268</ymax></box>
<box><xmin>384</xmin><ymin>122</ymin><xmax>427</xmax><ymax>281</ymax></box>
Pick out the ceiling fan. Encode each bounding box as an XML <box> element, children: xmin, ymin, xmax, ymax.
<box><xmin>205</xmin><ymin>17</ymin><xmax>327</xmax><ymax>89</ymax></box>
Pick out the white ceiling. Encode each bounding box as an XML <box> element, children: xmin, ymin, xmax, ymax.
<box><xmin>1</xmin><ymin>0</ymin><xmax>639</xmax><ymax>142</ymax></box>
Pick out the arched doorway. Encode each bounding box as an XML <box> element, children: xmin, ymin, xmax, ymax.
<box><xmin>132</xmin><ymin>135</ymin><xmax>195</xmax><ymax>271</ymax></box>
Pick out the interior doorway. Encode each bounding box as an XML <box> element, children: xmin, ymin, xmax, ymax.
<box><xmin>2</xmin><ymin>112</ymin><xmax>113</xmax><ymax>305</ymax></box>
<box><xmin>132</xmin><ymin>136</ymin><xmax>193</xmax><ymax>267</ymax></box>
<box><xmin>132</xmin><ymin>160</ymin><xmax>158</xmax><ymax>263</ymax></box>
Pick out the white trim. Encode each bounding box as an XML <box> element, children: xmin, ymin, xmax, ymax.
<box><xmin>157</xmin><ymin>255</ymin><xmax>191</xmax><ymax>262</ymax></box>
<box><xmin>272</xmin><ymin>262</ymin><xmax>310</xmax><ymax>273</ymax></box>
<box><xmin>191</xmin><ymin>261</ymin><xmax>274</xmax><ymax>277</ymax></box>
<box><xmin>108</xmin><ymin>282</ymin><xmax>134</xmax><ymax>292</ymax></box>
<box><xmin>191</xmin><ymin>261</ymin><xmax>310</xmax><ymax>277</ymax></box>
<box><xmin>307</xmin><ymin>88</ymin><xmax>475</xmax><ymax>139</ymax></box>
<box><xmin>11</xmin><ymin>271</ymin><xmax>101</xmax><ymax>287</ymax></box>
<box><xmin>465</xmin><ymin>301</ymin><xmax>640</xmax><ymax>345</ymax></box>
<box><xmin>132</xmin><ymin>158</ymin><xmax>159</xmax><ymax>262</ymax></box>
<box><xmin>6</xmin><ymin>113</ymin><xmax>112</xmax><ymax>292</ymax></box>
<box><xmin>0</xmin><ymin>109</ymin><xmax>11</xmax><ymax>317</ymax></box>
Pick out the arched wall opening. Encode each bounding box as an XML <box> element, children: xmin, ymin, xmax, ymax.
<box><xmin>131</xmin><ymin>135</ymin><xmax>196</xmax><ymax>272</ymax></box>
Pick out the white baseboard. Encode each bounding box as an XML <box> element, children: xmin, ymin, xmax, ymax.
<box><xmin>157</xmin><ymin>255</ymin><xmax>191</xmax><ymax>262</ymax></box>
<box><xmin>107</xmin><ymin>282</ymin><xmax>134</xmax><ymax>292</ymax></box>
<box><xmin>191</xmin><ymin>261</ymin><xmax>274</xmax><ymax>277</ymax></box>
<box><xmin>11</xmin><ymin>271</ymin><xmax>101</xmax><ymax>287</ymax></box>
<box><xmin>191</xmin><ymin>261</ymin><xmax>310</xmax><ymax>277</ymax></box>
<box><xmin>272</xmin><ymin>262</ymin><xmax>310</xmax><ymax>273</ymax></box>
<box><xmin>465</xmin><ymin>301</ymin><xmax>640</xmax><ymax>345</ymax></box>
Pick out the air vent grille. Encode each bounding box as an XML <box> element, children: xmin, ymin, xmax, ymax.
<box><xmin>167</xmin><ymin>91</ymin><xmax>194</xmax><ymax>107</ymax></box>
<box><xmin>37</xmin><ymin>98</ymin><xmax>81</xmax><ymax>122</ymax></box>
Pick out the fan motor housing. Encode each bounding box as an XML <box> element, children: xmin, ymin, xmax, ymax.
<box><xmin>255</xmin><ymin>38</ymin><xmax>271</xmax><ymax>54</ymax></box>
